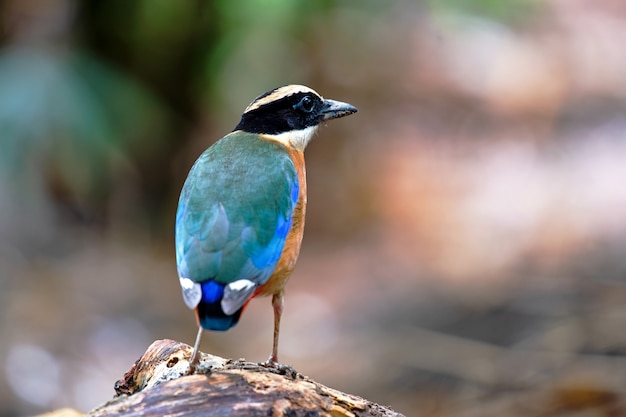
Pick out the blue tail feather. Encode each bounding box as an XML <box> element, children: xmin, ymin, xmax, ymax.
<box><xmin>196</xmin><ymin>280</ymin><xmax>242</xmax><ymax>331</ymax></box>
<box><xmin>197</xmin><ymin>300</ymin><xmax>242</xmax><ymax>331</ymax></box>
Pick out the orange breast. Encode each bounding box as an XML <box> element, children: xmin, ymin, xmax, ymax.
<box><xmin>257</xmin><ymin>147</ymin><xmax>307</xmax><ymax>296</ymax></box>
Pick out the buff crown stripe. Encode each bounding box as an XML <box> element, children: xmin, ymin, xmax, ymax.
<box><xmin>244</xmin><ymin>85</ymin><xmax>321</xmax><ymax>113</ymax></box>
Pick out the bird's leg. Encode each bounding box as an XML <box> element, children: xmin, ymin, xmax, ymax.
<box><xmin>267</xmin><ymin>290</ymin><xmax>284</xmax><ymax>365</ymax></box>
<box><xmin>263</xmin><ymin>290</ymin><xmax>298</xmax><ymax>378</ymax></box>
<box><xmin>189</xmin><ymin>325</ymin><xmax>203</xmax><ymax>373</ymax></box>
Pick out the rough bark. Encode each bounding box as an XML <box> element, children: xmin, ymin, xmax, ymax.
<box><xmin>43</xmin><ymin>339</ymin><xmax>404</xmax><ymax>417</ymax></box>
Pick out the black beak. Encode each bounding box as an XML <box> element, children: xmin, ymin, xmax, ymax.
<box><xmin>320</xmin><ymin>99</ymin><xmax>358</xmax><ymax>121</ymax></box>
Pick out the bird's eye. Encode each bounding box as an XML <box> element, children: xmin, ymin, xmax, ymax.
<box><xmin>295</xmin><ymin>95</ymin><xmax>315</xmax><ymax>113</ymax></box>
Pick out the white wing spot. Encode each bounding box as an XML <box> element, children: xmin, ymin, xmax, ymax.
<box><xmin>221</xmin><ymin>279</ymin><xmax>257</xmax><ymax>316</ymax></box>
<box><xmin>179</xmin><ymin>277</ymin><xmax>202</xmax><ymax>309</ymax></box>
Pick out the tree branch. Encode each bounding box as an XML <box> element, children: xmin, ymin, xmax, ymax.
<box><xmin>47</xmin><ymin>339</ymin><xmax>404</xmax><ymax>417</ymax></box>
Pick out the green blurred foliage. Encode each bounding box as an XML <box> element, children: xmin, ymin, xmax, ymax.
<box><xmin>201</xmin><ymin>0</ymin><xmax>385</xmax><ymax>121</ymax></box>
<box><xmin>0</xmin><ymin>0</ymin><xmax>543</xmax><ymax>243</ymax></box>
<box><xmin>0</xmin><ymin>0</ymin><xmax>541</xmax><ymax>238</ymax></box>
<box><xmin>0</xmin><ymin>0</ymin><xmax>392</xmax><ymax>240</ymax></box>
<box><xmin>0</xmin><ymin>45</ymin><xmax>170</xmax><ymax>222</ymax></box>
<box><xmin>427</xmin><ymin>0</ymin><xmax>540</xmax><ymax>25</ymax></box>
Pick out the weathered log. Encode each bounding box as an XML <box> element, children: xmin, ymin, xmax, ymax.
<box><xmin>49</xmin><ymin>339</ymin><xmax>404</xmax><ymax>417</ymax></box>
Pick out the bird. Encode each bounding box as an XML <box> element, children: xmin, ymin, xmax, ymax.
<box><xmin>175</xmin><ymin>85</ymin><xmax>357</xmax><ymax>369</ymax></box>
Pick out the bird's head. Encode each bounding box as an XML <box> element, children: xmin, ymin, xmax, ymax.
<box><xmin>234</xmin><ymin>85</ymin><xmax>358</xmax><ymax>151</ymax></box>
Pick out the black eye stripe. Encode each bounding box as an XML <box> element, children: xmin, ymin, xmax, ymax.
<box><xmin>236</xmin><ymin>90</ymin><xmax>324</xmax><ymax>134</ymax></box>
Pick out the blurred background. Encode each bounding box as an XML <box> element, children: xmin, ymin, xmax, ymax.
<box><xmin>1</xmin><ymin>0</ymin><xmax>626</xmax><ymax>416</ymax></box>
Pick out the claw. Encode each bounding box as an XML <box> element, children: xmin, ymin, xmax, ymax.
<box><xmin>260</xmin><ymin>359</ymin><xmax>298</xmax><ymax>379</ymax></box>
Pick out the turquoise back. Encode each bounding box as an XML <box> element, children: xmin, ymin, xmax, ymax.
<box><xmin>175</xmin><ymin>132</ymin><xmax>299</xmax><ymax>288</ymax></box>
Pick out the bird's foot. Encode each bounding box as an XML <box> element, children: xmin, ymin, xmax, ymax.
<box><xmin>187</xmin><ymin>355</ymin><xmax>199</xmax><ymax>375</ymax></box>
<box><xmin>260</xmin><ymin>357</ymin><xmax>299</xmax><ymax>379</ymax></box>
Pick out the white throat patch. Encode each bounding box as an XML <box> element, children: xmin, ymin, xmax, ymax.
<box><xmin>262</xmin><ymin>125</ymin><xmax>318</xmax><ymax>151</ymax></box>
